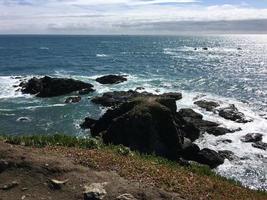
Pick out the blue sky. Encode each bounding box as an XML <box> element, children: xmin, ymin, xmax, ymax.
<box><xmin>0</xmin><ymin>0</ymin><xmax>267</xmax><ymax>34</ymax></box>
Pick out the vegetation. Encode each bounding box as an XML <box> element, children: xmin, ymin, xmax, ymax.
<box><xmin>0</xmin><ymin>134</ymin><xmax>266</xmax><ymax>199</ymax></box>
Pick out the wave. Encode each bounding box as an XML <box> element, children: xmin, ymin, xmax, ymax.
<box><xmin>96</xmin><ymin>54</ymin><xmax>109</xmax><ymax>57</ymax></box>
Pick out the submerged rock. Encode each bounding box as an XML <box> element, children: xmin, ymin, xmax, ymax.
<box><xmin>20</xmin><ymin>76</ymin><xmax>94</xmax><ymax>97</ymax></box>
<box><xmin>96</xmin><ymin>75</ymin><xmax>127</xmax><ymax>85</ymax></box>
<box><xmin>252</xmin><ymin>142</ymin><xmax>267</xmax><ymax>150</ymax></box>
<box><xmin>65</xmin><ymin>96</ymin><xmax>81</xmax><ymax>104</ymax></box>
<box><xmin>194</xmin><ymin>100</ymin><xmax>220</xmax><ymax>111</ymax></box>
<box><xmin>241</xmin><ymin>133</ymin><xmax>263</xmax><ymax>143</ymax></box>
<box><xmin>219</xmin><ymin>104</ymin><xmax>251</xmax><ymax>123</ymax></box>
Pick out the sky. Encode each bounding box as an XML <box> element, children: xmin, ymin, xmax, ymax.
<box><xmin>0</xmin><ymin>0</ymin><xmax>267</xmax><ymax>34</ymax></box>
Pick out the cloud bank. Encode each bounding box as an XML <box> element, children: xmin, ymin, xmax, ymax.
<box><xmin>0</xmin><ymin>0</ymin><xmax>267</xmax><ymax>34</ymax></box>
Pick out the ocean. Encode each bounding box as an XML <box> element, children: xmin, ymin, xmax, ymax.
<box><xmin>0</xmin><ymin>35</ymin><xmax>266</xmax><ymax>190</ymax></box>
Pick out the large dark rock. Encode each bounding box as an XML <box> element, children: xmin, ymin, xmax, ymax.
<box><xmin>194</xmin><ymin>100</ymin><xmax>219</xmax><ymax>111</ymax></box>
<box><xmin>241</xmin><ymin>133</ymin><xmax>263</xmax><ymax>143</ymax></box>
<box><xmin>91</xmin><ymin>97</ymin><xmax>184</xmax><ymax>160</ymax></box>
<box><xmin>80</xmin><ymin>117</ymin><xmax>97</xmax><ymax>129</ymax></box>
<box><xmin>195</xmin><ymin>148</ymin><xmax>224</xmax><ymax>169</ymax></box>
<box><xmin>206</xmin><ymin>127</ymin><xmax>234</xmax><ymax>136</ymax></box>
<box><xmin>91</xmin><ymin>90</ymin><xmax>182</xmax><ymax>108</ymax></box>
<box><xmin>180</xmin><ymin>138</ymin><xmax>200</xmax><ymax>160</ymax></box>
<box><xmin>219</xmin><ymin>105</ymin><xmax>251</xmax><ymax>123</ymax></box>
<box><xmin>20</xmin><ymin>76</ymin><xmax>94</xmax><ymax>97</ymax></box>
<box><xmin>96</xmin><ymin>75</ymin><xmax>127</xmax><ymax>85</ymax></box>
<box><xmin>177</xmin><ymin>108</ymin><xmax>203</xmax><ymax>119</ymax></box>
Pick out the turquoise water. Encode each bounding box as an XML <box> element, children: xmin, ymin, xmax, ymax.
<box><xmin>0</xmin><ymin>35</ymin><xmax>266</xmax><ymax>189</ymax></box>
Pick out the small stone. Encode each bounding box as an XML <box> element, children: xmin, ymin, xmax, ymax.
<box><xmin>84</xmin><ymin>182</ymin><xmax>108</xmax><ymax>200</ymax></box>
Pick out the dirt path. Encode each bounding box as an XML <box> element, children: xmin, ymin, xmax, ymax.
<box><xmin>0</xmin><ymin>141</ymin><xmax>182</xmax><ymax>200</ymax></box>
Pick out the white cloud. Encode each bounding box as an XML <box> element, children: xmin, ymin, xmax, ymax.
<box><xmin>0</xmin><ymin>1</ymin><xmax>267</xmax><ymax>33</ymax></box>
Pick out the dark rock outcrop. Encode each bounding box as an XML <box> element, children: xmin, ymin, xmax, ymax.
<box><xmin>80</xmin><ymin>117</ymin><xmax>97</xmax><ymax>129</ymax></box>
<box><xmin>206</xmin><ymin>127</ymin><xmax>234</xmax><ymax>136</ymax></box>
<box><xmin>65</xmin><ymin>96</ymin><xmax>81</xmax><ymax>104</ymax></box>
<box><xmin>241</xmin><ymin>133</ymin><xmax>263</xmax><ymax>143</ymax></box>
<box><xmin>91</xmin><ymin>97</ymin><xmax>184</xmax><ymax>160</ymax></box>
<box><xmin>96</xmin><ymin>75</ymin><xmax>127</xmax><ymax>85</ymax></box>
<box><xmin>219</xmin><ymin>105</ymin><xmax>251</xmax><ymax>123</ymax></box>
<box><xmin>20</xmin><ymin>76</ymin><xmax>94</xmax><ymax>98</ymax></box>
<box><xmin>194</xmin><ymin>100</ymin><xmax>219</xmax><ymax>111</ymax></box>
<box><xmin>177</xmin><ymin>108</ymin><xmax>203</xmax><ymax>119</ymax></box>
<box><xmin>91</xmin><ymin>90</ymin><xmax>182</xmax><ymax>108</ymax></box>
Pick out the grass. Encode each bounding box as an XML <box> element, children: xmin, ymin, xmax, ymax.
<box><xmin>1</xmin><ymin>134</ymin><xmax>266</xmax><ymax>199</ymax></box>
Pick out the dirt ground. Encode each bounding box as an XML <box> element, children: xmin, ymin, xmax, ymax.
<box><xmin>0</xmin><ymin>141</ymin><xmax>182</xmax><ymax>200</ymax></box>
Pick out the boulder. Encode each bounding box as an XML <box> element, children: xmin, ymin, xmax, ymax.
<box><xmin>241</xmin><ymin>133</ymin><xmax>263</xmax><ymax>143</ymax></box>
<box><xmin>161</xmin><ymin>92</ymin><xmax>182</xmax><ymax>101</ymax></box>
<box><xmin>20</xmin><ymin>76</ymin><xmax>94</xmax><ymax>98</ymax></box>
<box><xmin>96</xmin><ymin>75</ymin><xmax>127</xmax><ymax>85</ymax></box>
<box><xmin>91</xmin><ymin>97</ymin><xmax>184</xmax><ymax>160</ymax></box>
<box><xmin>252</xmin><ymin>142</ymin><xmax>267</xmax><ymax>150</ymax></box>
<box><xmin>195</xmin><ymin>148</ymin><xmax>224</xmax><ymax>169</ymax></box>
<box><xmin>219</xmin><ymin>105</ymin><xmax>251</xmax><ymax>123</ymax></box>
<box><xmin>194</xmin><ymin>100</ymin><xmax>219</xmax><ymax>111</ymax></box>
<box><xmin>65</xmin><ymin>96</ymin><xmax>81</xmax><ymax>104</ymax></box>
<box><xmin>218</xmin><ymin>150</ymin><xmax>237</xmax><ymax>161</ymax></box>
<box><xmin>206</xmin><ymin>127</ymin><xmax>234</xmax><ymax>136</ymax></box>
<box><xmin>180</xmin><ymin>138</ymin><xmax>200</xmax><ymax>160</ymax></box>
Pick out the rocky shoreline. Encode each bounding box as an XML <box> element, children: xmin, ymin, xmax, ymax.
<box><xmin>15</xmin><ymin>75</ymin><xmax>267</xmax><ymax>170</ymax></box>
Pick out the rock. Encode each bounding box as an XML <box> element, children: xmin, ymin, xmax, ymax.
<box><xmin>195</xmin><ymin>148</ymin><xmax>224</xmax><ymax>169</ymax></box>
<box><xmin>241</xmin><ymin>133</ymin><xmax>263</xmax><ymax>143</ymax></box>
<box><xmin>16</xmin><ymin>117</ymin><xmax>31</xmax><ymax>122</ymax></box>
<box><xmin>180</xmin><ymin>138</ymin><xmax>200</xmax><ymax>160</ymax></box>
<box><xmin>80</xmin><ymin>117</ymin><xmax>97</xmax><ymax>129</ymax></box>
<box><xmin>202</xmin><ymin>47</ymin><xmax>208</xmax><ymax>50</ymax></box>
<box><xmin>91</xmin><ymin>97</ymin><xmax>184</xmax><ymax>160</ymax></box>
<box><xmin>65</xmin><ymin>96</ymin><xmax>82</xmax><ymax>104</ymax></box>
<box><xmin>177</xmin><ymin>108</ymin><xmax>203</xmax><ymax>119</ymax></box>
<box><xmin>217</xmin><ymin>139</ymin><xmax>232</xmax><ymax>144</ymax></box>
<box><xmin>252</xmin><ymin>142</ymin><xmax>267</xmax><ymax>150</ymax></box>
<box><xmin>194</xmin><ymin>100</ymin><xmax>220</xmax><ymax>111</ymax></box>
<box><xmin>91</xmin><ymin>90</ymin><xmax>182</xmax><ymax>108</ymax></box>
<box><xmin>219</xmin><ymin>104</ymin><xmax>251</xmax><ymax>123</ymax></box>
<box><xmin>206</xmin><ymin>127</ymin><xmax>234</xmax><ymax>136</ymax></box>
<box><xmin>135</xmin><ymin>87</ymin><xmax>145</xmax><ymax>91</ymax></box>
<box><xmin>0</xmin><ymin>181</ymin><xmax>19</xmax><ymax>190</ymax></box>
<box><xmin>96</xmin><ymin>75</ymin><xmax>127</xmax><ymax>85</ymax></box>
<box><xmin>84</xmin><ymin>182</ymin><xmax>107</xmax><ymax>200</ymax></box>
<box><xmin>218</xmin><ymin>150</ymin><xmax>237</xmax><ymax>161</ymax></box>
<box><xmin>237</xmin><ymin>47</ymin><xmax>242</xmax><ymax>50</ymax></box>
<box><xmin>116</xmin><ymin>194</ymin><xmax>137</xmax><ymax>200</ymax></box>
<box><xmin>49</xmin><ymin>179</ymin><xmax>69</xmax><ymax>190</ymax></box>
<box><xmin>79</xmin><ymin>88</ymin><xmax>94</xmax><ymax>95</ymax></box>
<box><xmin>20</xmin><ymin>76</ymin><xmax>94</xmax><ymax>97</ymax></box>
<box><xmin>194</xmin><ymin>48</ymin><xmax>197</xmax><ymax>51</ymax></box>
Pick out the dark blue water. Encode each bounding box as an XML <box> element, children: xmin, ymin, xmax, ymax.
<box><xmin>0</xmin><ymin>35</ymin><xmax>266</xmax><ymax>189</ymax></box>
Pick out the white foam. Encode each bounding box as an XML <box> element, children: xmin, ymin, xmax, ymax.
<box><xmin>96</xmin><ymin>54</ymin><xmax>109</xmax><ymax>57</ymax></box>
<box><xmin>0</xmin><ymin>76</ymin><xmax>27</xmax><ymax>99</ymax></box>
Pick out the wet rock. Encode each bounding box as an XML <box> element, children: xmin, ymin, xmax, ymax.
<box><xmin>217</xmin><ymin>139</ymin><xmax>232</xmax><ymax>144</ymax></box>
<box><xmin>20</xmin><ymin>76</ymin><xmax>94</xmax><ymax>97</ymax></box>
<box><xmin>116</xmin><ymin>194</ymin><xmax>137</xmax><ymax>200</ymax></box>
<box><xmin>83</xmin><ymin>182</ymin><xmax>107</xmax><ymax>200</ymax></box>
<box><xmin>135</xmin><ymin>87</ymin><xmax>145</xmax><ymax>91</ymax></box>
<box><xmin>91</xmin><ymin>97</ymin><xmax>184</xmax><ymax>160</ymax></box>
<box><xmin>219</xmin><ymin>104</ymin><xmax>251</xmax><ymax>123</ymax></box>
<box><xmin>195</xmin><ymin>148</ymin><xmax>224</xmax><ymax>169</ymax></box>
<box><xmin>218</xmin><ymin>150</ymin><xmax>237</xmax><ymax>161</ymax></box>
<box><xmin>16</xmin><ymin>117</ymin><xmax>31</xmax><ymax>122</ymax></box>
<box><xmin>161</xmin><ymin>92</ymin><xmax>182</xmax><ymax>101</ymax></box>
<box><xmin>237</xmin><ymin>47</ymin><xmax>242</xmax><ymax>50</ymax></box>
<box><xmin>194</xmin><ymin>100</ymin><xmax>220</xmax><ymax>111</ymax></box>
<box><xmin>180</xmin><ymin>138</ymin><xmax>200</xmax><ymax>160</ymax></box>
<box><xmin>241</xmin><ymin>133</ymin><xmax>263</xmax><ymax>143</ymax></box>
<box><xmin>178</xmin><ymin>108</ymin><xmax>203</xmax><ymax>119</ymax></box>
<box><xmin>65</xmin><ymin>96</ymin><xmax>82</xmax><ymax>104</ymax></box>
<box><xmin>206</xmin><ymin>127</ymin><xmax>234</xmax><ymax>136</ymax></box>
<box><xmin>96</xmin><ymin>75</ymin><xmax>127</xmax><ymax>85</ymax></box>
<box><xmin>252</xmin><ymin>142</ymin><xmax>267</xmax><ymax>150</ymax></box>
<box><xmin>80</xmin><ymin>117</ymin><xmax>97</xmax><ymax>129</ymax></box>
<box><xmin>202</xmin><ymin>47</ymin><xmax>208</xmax><ymax>50</ymax></box>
